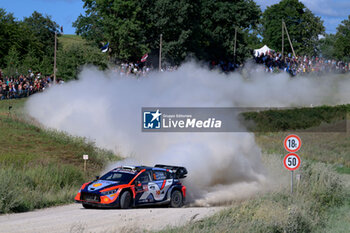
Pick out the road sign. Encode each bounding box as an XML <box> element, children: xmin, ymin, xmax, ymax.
<box><xmin>283</xmin><ymin>153</ymin><xmax>301</xmax><ymax>171</ymax></box>
<box><xmin>284</xmin><ymin>153</ymin><xmax>301</xmax><ymax>194</ymax></box>
<box><xmin>284</xmin><ymin>134</ymin><xmax>301</xmax><ymax>152</ymax></box>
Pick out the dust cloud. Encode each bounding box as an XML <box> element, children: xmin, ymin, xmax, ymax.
<box><xmin>26</xmin><ymin>62</ymin><xmax>350</xmax><ymax>205</ymax></box>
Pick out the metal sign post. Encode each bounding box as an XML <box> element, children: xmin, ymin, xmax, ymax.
<box><xmin>284</xmin><ymin>153</ymin><xmax>301</xmax><ymax>194</ymax></box>
<box><xmin>291</xmin><ymin>170</ymin><xmax>293</xmax><ymax>194</ymax></box>
<box><xmin>83</xmin><ymin>154</ymin><xmax>89</xmax><ymax>172</ymax></box>
<box><xmin>284</xmin><ymin>135</ymin><xmax>302</xmax><ymax>194</ymax></box>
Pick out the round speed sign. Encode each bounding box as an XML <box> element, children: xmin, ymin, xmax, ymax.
<box><xmin>283</xmin><ymin>153</ymin><xmax>301</xmax><ymax>171</ymax></box>
<box><xmin>284</xmin><ymin>135</ymin><xmax>301</xmax><ymax>152</ymax></box>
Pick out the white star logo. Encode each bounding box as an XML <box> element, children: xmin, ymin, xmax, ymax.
<box><xmin>151</xmin><ymin>109</ymin><xmax>162</xmax><ymax>122</ymax></box>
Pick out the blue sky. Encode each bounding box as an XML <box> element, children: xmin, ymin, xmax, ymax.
<box><xmin>0</xmin><ymin>0</ymin><xmax>84</xmax><ymax>34</ymax></box>
<box><xmin>0</xmin><ymin>0</ymin><xmax>349</xmax><ymax>35</ymax></box>
<box><xmin>255</xmin><ymin>0</ymin><xmax>350</xmax><ymax>34</ymax></box>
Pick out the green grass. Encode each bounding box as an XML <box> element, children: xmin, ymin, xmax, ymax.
<box><xmin>318</xmin><ymin>201</ymin><xmax>350</xmax><ymax>233</ymax></box>
<box><xmin>0</xmin><ymin>99</ymin><xmax>120</xmax><ymax>214</ymax></box>
<box><xmin>241</xmin><ymin>104</ymin><xmax>350</xmax><ymax>172</ymax></box>
<box><xmin>242</xmin><ymin>105</ymin><xmax>349</xmax><ymax>132</ymax></box>
<box><xmin>254</xmin><ymin>132</ymin><xmax>350</xmax><ymax>170</ymax></box>
<box><xmin>160</xmin><ymin>162</ymin><xmax>349</xmax><ymax>233</ymax></box>
<box><xmin>160</xmin><ymin>104</ymin><xmax>350</xmax><ymax>233</ymax></box>
<box><xmin>58</xmin><ymin>34</ymin><xmax>86</xmax><ymax>50</ymax></box>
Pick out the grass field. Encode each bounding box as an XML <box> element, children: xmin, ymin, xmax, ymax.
<box><xmin>242</xmin><ymin>105</ymin><xmax>350</xmax><ymax>170</ymax></box>
<box><xmin>160</xmin><ymin>105</ymin><xmax>350</xmax><ymax>233</ymax></box>
<box><xmin>161</xmin><ymin>158</ymin><xmax>350</xmax><ymax>233</ymax></box>
<box><xmin>58</xmin><ymin>34</ymin><xmax>86</xmax><ymax>50</ymax></box>
<box><xmin>0</xmin><ymin>99</ymin><xmax>120</xmax><ymax>213</ymax></box>
<box><xmin>1</xmin><ymin>97</ymin><xmax>350</xmax><ymax>232</ymax></box>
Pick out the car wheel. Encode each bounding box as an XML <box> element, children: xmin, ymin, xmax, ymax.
<box><xmin>120</xmin><ymin>191</ymin><xmax>132</xmax><ymax>209</ymax></box>
<box><xmin>82</xmin><ymin>203</ymin><xmax>93</xmax><ymax>209</ymax></box>
<box><xmin>170</xmin><ymin>190</ymin><xmax>183</xmax><ymax>208</ymax></box>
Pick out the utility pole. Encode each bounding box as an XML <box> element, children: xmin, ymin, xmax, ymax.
<box><xmin>282</xmin><ymin>19</ymin><xmax>284</xmax><ymax>56</ymax></box>
<box><xmin>283</xmin><ymin>21</ymin><xmax>296</xmax><ymax>58</ymax></box>
<box><xmin>159</xmin><ymin>34</ymin><xmax>162</xmax><ymax>71</ymax></box>
<box><xmin>53</xmin><ymin>31</ymin><xmax>57</xmax><ymax>84</ymax></box>
<box><xmin>234</xmin><ymin>26</ymin><xmax>237</xmax><ymax>63</ymax></box>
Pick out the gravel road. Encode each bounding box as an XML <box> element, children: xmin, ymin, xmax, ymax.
<box><xmin>0</xmin><ymin>204</ymin><xmax>222</xmax><ymax>233</ymax></box>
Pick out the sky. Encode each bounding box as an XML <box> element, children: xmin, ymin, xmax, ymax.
<box><xmin>0</xmin><ymin>0</ymin><xmax>349</xmax><ymax>35</ymax></box>
<box><xmin>0</xmin><ymin>0</ymin><xmax>84</xmax><ymax>34</ymax></box>
<box><xmin>255</xmin><ymin>0</ymin><xmax>350</xmax><ymax>34</ymax></box>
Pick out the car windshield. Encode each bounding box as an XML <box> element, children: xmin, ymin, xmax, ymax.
<box><xmin>99</xmin><ymin>171</ymin><xmax>135</xmax><ymax>184</ymax></box>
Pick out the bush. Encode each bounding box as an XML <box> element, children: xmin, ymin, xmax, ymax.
<box><xmin>242</xmin><ymin>105</ymin><xmax>348</xmax><ymax>132</ymax></box>
<box><xmin>0</xmin><ymin>164</ymin><xmax>84</xmax><ymax>214</ymax></box>
<box><xmin>160</xmin><ymin>161</ymin><xmax>346</xmax><ymax>233</ymax></box>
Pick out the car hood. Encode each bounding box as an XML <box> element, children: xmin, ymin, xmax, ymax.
<box><xmin>86</xmin><ymin>180</ymin><xmax>120</xmax><ymax>192</ymax></box>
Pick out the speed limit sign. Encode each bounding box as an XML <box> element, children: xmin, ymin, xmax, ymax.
<box><xmin>284</xmin><ymin>135</ymin><xmax>301</xmax><ymax>152</ymax></box>
<box><xmin>283</xmin><ymin>153</ymin><xmax>301</xmax><ymax>171</ymax></box>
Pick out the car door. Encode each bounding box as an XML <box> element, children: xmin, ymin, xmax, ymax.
<box><xmin>149</xmin><ymin>170</ymin><xmax>172</xmax><ymax>202</ymax></box>
<box><xmin>134</xmin><ymin>171</ymin><xmax>152</xmax><ymax>204</ymax></box>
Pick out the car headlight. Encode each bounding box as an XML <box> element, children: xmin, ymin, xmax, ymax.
<box><xmin>101</xmin><ymin>189</ymin><xmax>118</xmax><ymax>196</ymax></box>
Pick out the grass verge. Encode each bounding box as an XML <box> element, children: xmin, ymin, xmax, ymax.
<box><xmin>160</xmin><ymin>162</ymin><xmax>349</xmax><ymax>233</ymax></box>
<box><xmin>0</xmin><ymin>99</ymin><xmax>120</xmax><ymax>214</ymax></box>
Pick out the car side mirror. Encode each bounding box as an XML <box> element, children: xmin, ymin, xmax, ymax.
<box><xmin>95</xmin><ymin>176</ymin><xmax>100</xmax><ymax>180</ymax></box>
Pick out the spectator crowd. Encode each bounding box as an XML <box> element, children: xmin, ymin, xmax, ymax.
<box><xmin>1</xmin><ymin>52</ymin><xmax>349</xmax><ymax>100</ymax></box>
<box><xmin>0</xmin><ymin>69</ymin><xmax>61</xmax><ymax>100</ymax></box>
<box><xmin>255</xmin><ymin>51</ymin><xmax>350</xmax><ymax>76</ymax></box>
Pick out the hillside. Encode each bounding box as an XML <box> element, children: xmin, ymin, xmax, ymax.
<box><xmin>0</xmin><ymin>99</ymin><xmax>119</xmax><ymax>213</ymax></box>
<box><xmin>58</xmin><ymin>34</ymin><xmax>87</xmax><ymax>50</ymax></box>
<box><xmin>241</xmin><ymin>105</ymin><xmax>350</xmax><ymax>172</ymax></box>
<box><xmin>161</xmin><ymin>106</ymin><xmax>350</xmax><ymax>233</ymax></box>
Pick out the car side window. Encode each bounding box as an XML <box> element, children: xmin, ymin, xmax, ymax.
<box><xmin>136</xmin><ymin>171</ymin><xmax>151</xmax><ymax>183</ymax></box>
<box><xmin>153</xmin><ymin>170</ymin><xmax>168</xmax><ymax>180</ymax></box>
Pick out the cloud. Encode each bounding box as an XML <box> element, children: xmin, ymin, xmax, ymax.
<box><xmin>302</xmin><ymin>0</ymin><xmax>350</xmax><ymax>17</ymax></box>
<box><xmin>254</xmin><ymin>0</ymin><xmax>349</xmax><ymax>34</ymax></box>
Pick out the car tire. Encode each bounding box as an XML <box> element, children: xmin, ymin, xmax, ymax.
<box><xmin>120</xmin><ymin>191</ymin><xmax>132</xmax><ymax>209</ymax></box>
<box><xmin>82</xmin><ymin>203</ymin><xmax>93</xmax><ymax>209</ymax></box>
<box><xmin>170</xmin><ymin>190</ymin><xmax>183</xmax><ymax>208</ymax></box>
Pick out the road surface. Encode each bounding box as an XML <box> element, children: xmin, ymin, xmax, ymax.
<box><xmin>0</xmin><ymin>204</ymin><xmax>222</xmax><ymax>233</ymax></box>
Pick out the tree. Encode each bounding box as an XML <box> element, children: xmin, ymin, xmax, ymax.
<box><xmin>0</xmin><ymin>9</ymin><xmax>60</xmax><ymax>75</ymax></box>
<box><xmin>4</xmin><ymin>47</ymin><xmax>20</xmax><ymax>76</ymax></box>
<box><xmin>0</xmin><ymin>9</ymin><xmax>20</xmax><ymax>68</ymax></box>
<box><xmin>74</xmin><ymin>0</ymin><xmax>262</xmax><ymax>65</ymax></box>
<box><xmin>198</xmin><ymin>0</ymin><xmax>261</xmax><ymax>62</ymax></box>
<box><xmin>319</xmin><ymin>34</ymin><xmax>336</xmax><ymax>59</ymax></box>
<box><xmin>74</xmin><ymin>0</ymin><xmax>148</xmax><ymax>62</ymax></box>
<box><xmin>57</xmin><ymin>42</ymin><xmax>108</xmax><ymax>80</ymax></box>
<box><xmin>334</xmin><ymin>16</ymin><xmax>350</xmax><ymax>61</ymax></box>
<box><xmin>22</xmin><ymin>11</ymin><xmax>60</xmax><ymax>64</ymax></box>
<box><xmin>261</xmin><ymin>0</ymin><xmax>325</xmax><ymax>56</ymax></box>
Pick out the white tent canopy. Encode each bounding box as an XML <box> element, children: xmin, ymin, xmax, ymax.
<box><xmin>254</xmin><ymin>45</ymin><xmax>274</xmax><ymax>57</ymax></box>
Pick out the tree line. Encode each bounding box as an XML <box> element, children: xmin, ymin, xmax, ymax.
<box><xmin>0</xmin><ymin>9</ymin><xmax>107</xmax><ymax>80</ymax></box>
<box><xmin>1</xmin><ymin>0</ymin><xmax>350</xmax><ymax>80</ymax></box>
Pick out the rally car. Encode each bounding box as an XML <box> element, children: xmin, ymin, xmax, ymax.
<box><xmin>75</xmin><ymin>164</ymin><xmax>187</xmax><ymax>209</ymax></box>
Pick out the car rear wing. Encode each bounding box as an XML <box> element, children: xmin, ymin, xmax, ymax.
<box><xmin>155</xmin><ymin>164</ymin><xmax>188</xmax><ymax>179</ymax></box>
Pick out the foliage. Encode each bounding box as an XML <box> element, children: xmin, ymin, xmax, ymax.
<box><xmin>0</xmin><ymin>9</ymin><xmax>60</xmax><ymax>75</ymax></box>
<box><xmin>319</xmin><ymin>34</ymin><xmax>337</xmax><ymax>60</ymax></box>
<box><xmin>160</xmin><ymin>161</ymin><xmax>348</xmax><ymax>233</ymax></box>
<box><xmin>242</xmin><ymin>105</ymin><xmax>348</xmax><ymax>132</ymax></box>
<box><xmin>319</xmin><ymin>16</ymin><xmax>350</xmax><ymax>62</ymax></box>
<box><xmin>0</xmin><ymin>99</ymin><xmax>119</xmax><ymax>213</ymax></box>
<box><xmin>57</xmin><ymin>36</ymin><xmax>108</xmax><ymax>80</ymax></box>
<box><xmin>74</xmin><ymin>0</ymin><xmax>262</xmax><ymax>64</ymax></box>
<box><xmin>0</xmin><ymin>9</ymin><xmax>22</xmax><ymax>68</ymax></box>
<box><xmin>334</xmin><ymin>16</ymin><xmax>350</xmax><ymax>62</ymax></box>
<box><xmin>261</xmin><ymin>0</ymin><xmax>325</xmax><ymax>56</ymax></box>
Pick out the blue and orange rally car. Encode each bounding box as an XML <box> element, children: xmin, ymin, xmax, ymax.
<box><xmin>75</xmin><ymin>164</ymin><xmax>187</xmax><ymax>209</ymax></box>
